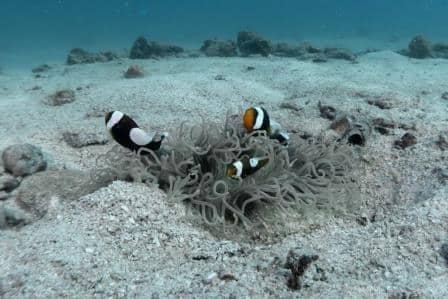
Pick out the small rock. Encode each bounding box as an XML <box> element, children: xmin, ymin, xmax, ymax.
<box><xmin>432</xmin><ymin>167</ymin><xmax>448</xmax><ymax>182</ymax></box>
<box><xmin>323</xmin><ymin>48</ymin><xmax>356</xmax><ymax>61</ymax></box>
<box><xmin>67</xmin><ymin>48</ymin><xmax>117</xmax><ymax>65</ymax></box>
<box><xmin>432</xmin><ymin>43</ymin><xmax>448</xmax><ymax>59</ymax></box>
<box><xmin>0</xmin><ymin>191</ymin><xmax>10</xmax><ymax>200</ymax></box>
<box><xmin>408</xmin><ymin>35</ymin><xmax>432</xmax><ymax>59</ymax></box>
<box><xmin>441</xmin><ymin>92</ymin><xmax>448</xmax><ymax>100</ymax></box>
<box><xmin>355</xmin><ymin>215</ymin><xmax>368</xmax><ymax>226</ymax></box>
<box><xmin>284</xmin><ymin>250</ymin><xmax>319</xmax><ymax>291</ymax></box>
<box><xmin>0</xmin><ymin>173</ymin><xmax>20</xmax><ymax>191</ymax></box>
<box><xmin>124</xmin><ymin>65</ymin><xmax>144</xmax><ymax>79</ymax></box>
<box><xmin>219</xmin><ymin>271</ymin><xmax>237</xmax><ymax>281</ymax></box>
<box><xmin>312</xmin><ymin>57</ymin><xmax>327</xmax><ymax>63</ymax></box>
<box><xmin>372</xmin><ymin>118</ymin><xmax>396</xmax><ymax>129</ymax></box>
<box><xmin>2</xmin><ymin>144</ymin><xmax>47</xmax><ymax>177</ymax></box>
<box><xmin>394</xmin><ymin>133</ymin><xmax>417</xmax><ymax>149</ymax></box>
<box><xmin>86</xmin><ymin>107</ymin><xmax>109</xmax><ymax>118</ymax></box>
<box><xmin>237</xmin><ymin>31</ymin><xmax>272</xmax><ymax>57</ymax></box>
<box><xmin>367</xmin><ymin>98</ymin><xmax>392</xmax><ymax>109</ymax></box>
<box><xmin>273</xmin><ymin>42</ymin><xmax>306</xmax><ymax>57</ymax></box>
<box><xmin>330</xmin><ymin>115</ymin><xmax>351</xmax><ymax>134</ymax></box>
<box><xmin>318</xmin><ymin>102</ymin><xmax>337</xmax><ymax>120</ymax></box>
<box><xmin>200</xmin><ymin>39</ymin><xmax>237</xmax><ymax>57</ymax></box>
<box><xmin>279</xmin><ymin>101</ymin><xmax>301</xmax><ymax>112</ymax></box>
<box><xmin>129</xmin><ymin>36</ymin><xmax>183</xmax><ymax>59</ymax></box>
<box><xmin>214</xmin><ymin>74</ymin><xmax>225</xmax><ymax>81</ymax></box>
<box><xmin>32</xmin><ymin>64</ymin><xmax>51</xmax><ymax>73</ymax></box>
<box><xmin>245</xmin><ymin>66</ymin><xmax>255</xmax><ymax>71</ymax></box>
<box><xmin>203</xmin><ymin>272</ymin><xmax>218</xmax><ymax>285</ymax></box>
<box><xmin>45</xmin><ymin>89</ymin><xmax>76</xmax><ymax>106</ymax></box>
<box><xmin>436</xmin><ymin>133</ymin><xmax>448</xmax><ymax>150</ymax></box>
<box><xmin>440</xmin><ymin>243</ymin><xmax>448</xmax><ymax>266</ymax></box>
<box><xmin>0</xmin><ymin>205</ymin><xmax>30</xmax><ymax>228</ymax></box>
<box><xmin>62</xmin><ymin>131</ymin><xmax>108</xmax><ymax>148</ymax></box>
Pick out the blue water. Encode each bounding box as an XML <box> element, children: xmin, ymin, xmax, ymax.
<box><xmin>1</xmin><ymin>0</ymin><xmax>448</xmax><ymax>68</ymax></box>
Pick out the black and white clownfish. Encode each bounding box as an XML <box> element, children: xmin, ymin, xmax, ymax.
<box><xmin>105</xmin><ymin>111</ymin><xmax>167</xmax><ymax>152</ymax></box>
<box><xmin>226</xmin><ymin>156</ymin><xmax>269</xmax><ymax>179</ymax></box>
<box><xmin>243</xmin><ymin>106</ymin><xmax>290</xmax><ymax>146</ymax></box>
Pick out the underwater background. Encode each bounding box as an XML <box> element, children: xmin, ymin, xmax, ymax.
<box><xmin>1</xmin><ymin>0</ymin><xmax>448</xmax><ymax>68</ymax></box>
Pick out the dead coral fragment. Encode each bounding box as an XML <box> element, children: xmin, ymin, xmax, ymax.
<box><xmin>124</xmin><ymin>65</ymin><xmax>145</xmax><ymax>79</ymax></box>
<box><xmin>285</xmin><ymin>250</ymin><xmax>319</xmax><ymax>290</ymax></box>
<box><xmin>45</xmin><ymin>89</ymin><xmax>76</xmax><ymax>106</ymax></box>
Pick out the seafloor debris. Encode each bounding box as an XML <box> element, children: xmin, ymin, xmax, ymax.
<box><xmin>66</xmin><ymin>48</ymin><xmax>118</xmax><ymax>65</ymax></box>
<box><xmin>0</xmin><ymin>204</ymin><xmax>30</xmax><ymax>229</ymax></box>
<box><xmin>31</xmin><ymin>64</ymin><xmax>51</xmax><ymax>73</ymax></box>
<box><xmin>440</xmin><ymin>243</ymin><xmax>448</xmax><ymax>266</ymax></box>
<box><xmin>408</xmin><ymin>35</ymin><xmax>432</xmax><ymax>59</ymax></box>
<box><xmin>394</xmin><ymin>133</ymin><xmax>417</xmax><ymax>149</ymax></box>
<box><xmin>366</xmin><ymin>98</ymin><xmax>393</xmax><ymax>109</ymax></box>
<box><xmin>129</xmin><ymin>36</ymin><xmax>184</xmax><ymax>59</ymax></box>
<box><xmin>2</xmin><ymin>144</ymin><xmax>47</xmax><ymax>177</ymax></box>
<box><xmin>284</xmin><ymin>250</ymin><xmax>319</xmax><ymax>290</ymax></box>
<box><xmin>0</xmin><ymin>174</ymin><xmax>20</xmax><ymax>192</ymax></box>
<box><xmin>45</xmin><ymin>89</ymin><xmax>76</xmax><ymax>106</ymax></box>
<box><xmin>273</xmin><ymin>42</ymin><xmax>309</xmax><ymax>57</ymax></box>
<box><xmin>279</xmin><ymin>101</ymin><xmax>301</xmax><ymax>112</ymax></box>
<box><xmin>318</xmin><ymin>102</ymin><xmax>337</xmax><ymax>120</ymax></box>
<box><xmin>341</xmin><ymin>119</ymin><xmax>371</xmax><ymax>146</ymax></box>
<box><xmin>237</xmin><ymin>31</ymin><xmax>272</xmax><ymax>57</ymax></box>
<box><xmin>323</xmin><ymin>47</ymin><xmax>356</xmax><ymax>62</ymax></box>
<box><xmin>200</xmin><ymin>39</ymin><xmax>237</xmax><ymax>57</ymax></box>
<box><xmin>399</xmin><ymin>35</ymin><xmax>448</xmax><ymax>59</ymax></box>
<box><xmin>124</xmin><ymin>65</ymin><xmax>145</xmax><ymax>79</ymax></box>
<box><xmin>62</xmin><ymin>131</ymin><xmax>108</xmax><ymax>148</ymax></box>
<box><xmin>441</xmin><ymin>92</ymin><xmax>448</xmax><ymax>100</ymax></box>
<box><xmin>436</xmin><ymin>132</ymin><xmax>448</xmax><ymax>150</ymax></box>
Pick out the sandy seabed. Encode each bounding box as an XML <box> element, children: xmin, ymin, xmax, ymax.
<box><xmin>0</xmin><ymin>51</ymin><xmax>448</xmax><ymax>298</ymax></box>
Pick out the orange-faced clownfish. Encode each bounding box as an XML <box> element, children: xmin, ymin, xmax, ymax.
<box><xmin>105</xmin><ymin>111</ymin><xmax>167</xmax><ymax>152</ymax></box>
<box><xmin>226</xmin><ymin>156</ymin><xmax>269</xmax><ymax>179</ymax></box>
<box><xmin>243</xmin><ymin>107</ymin><xmax>290</xmax><ymax>146</ymax></box>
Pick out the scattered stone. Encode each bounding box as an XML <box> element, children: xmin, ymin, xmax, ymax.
<box><xmin>2</xmin><ymin>144</ymin><xmax>47</xmax><ymax>177</ymax></box>
<box><xmin>330</xmin><ymin>115</ymin><xmax>351</xmax><ymax>134</ymax></box>
<box><xmin>0</xmin><ymin>191</ymin><xmax>10</xmax><ymax>200</ymax></box>
<box><xmin>273</xmin><ymin>42</ymin><xmax>306</xmax><ymax>57</ymax></box>
<box><xmin>45</xmin><ymin>89</ymin><xmax>76</xmax><ymax>106</ymax></box>
<box><xmin>312</xmin><ymin>57</ymin><xmax>327</xmax><ymax>63</ymax></box>
<box><xmin>16</xmin><ymin>169</ymin><xmax>99</xmax><ymax>218</ymax></box>
<box><xmin>436</xmin><ymin>133</ymin><xmax>448</xmax><ymax>150</ymax></box>
<box><xmin>0</xmin><ymin>173</ymin><xmax>20</xmax><ymax>191</ymax></box>
<box><xmin>31</xmin><ymin>64</ymin><xmax>51</xmax><ymax>73</ymax></box>
<box><xmin>245</xmin><ymin>66</ymin><xmax>255</xmax><ymax>71</ymax></box>
<box><xmin>129</xmin><ymin>36</ymin><xmax>184</xmax><ymax>59</ymax></box>
<box><xmin>440</xmin><ymin>243</ymin><xmax>448</xmax><ymax>266</ymax></box>
<box><xmin>203</xmin><ymin>272</ymin><xmax>218</xmax><ymax>285</ymax></box>
<box><xmin>214</xmin><ymin>74</ymin><xmax>226</xmax><ymax>81</ymax></box>
<box><xmin>375</xmin><ymin>126</ymin><xmax>391</xmax><ymax>135</ymax></box>
<box><xmin>0</xmin><ymin>205</ymin><xmax>30</xmax><ymax>228</ymax></box>
<box><xmin>432</xmin><ymin>43</ymin><xmax>448</xmax><ymax>59</ymax></box>
<box><xmin>432</xmin><ymin>167</ymin><xmax>448</xmax><ymax>183</ymax></box>
<box><xmin>237</xmin><ymin>31</ymin><xmax>272</xmax><ymax>57</ymax></box>
<box><xmin>284</xmin><ymin>250</ymin><xmax>319</xmax><ymax>290</ymax></box>
<box><xmin>62</xmin><ymin>131</ymin><xmax>108</xmax><ymax>148</ymax></box>
<box><xmin>219</xmin><ymin>272</ymin><xmax>237</xmax><ymax>281</ymax></box>
<box><xmin>367</xmin><ymin>98</ymin><xmax>392</xmax><ymax>109</ymax></box>
<box><xmin>441</xmin><ymin>92</ymin><xmax>448</xmax><ymax>100</ymax></box>
<box><xmin>388</xmin><ymin>292</ymin><xmax>421</xmax><ymax>299</ymax></box>
<box><xmin>124</xmin><ymin>65</ymin><xmax>145</xmax><ymax>79</ymax></box>
<box><xmin>355</xmin><ymin>214</ymin><xmax>369</xmax><ymax>226</ymax></box>
<box><xmin>200</xmin><ymin>39</ymin><xmax>237</xmax><ymax>57</ymax></box>
<box><xmin>86</xmin><ymin>107</ymin><xmax>109</xmax><ymax>118</ymax></box>
<box><xmin>27</xmin><ymin>85</ymin><xmax>42</xmax><ymax>91</ymax></box>
<box><xmin>279</xmin><ymin>101</ymin><xmax>301</xmax><ymax>112</ymax></box>
<box><xmin>323</xmin><ymin>48</ymin><xmax>356</xmax><ymax>61</ymax></box>
<box><xmin>394</xmin><ymin>133</ymin><xmax>417</xmax><ymax>149</ymax></box>
<box><xmin>408</xmin><ymin>35</ymin><xmax>432</xmax><ymax>59</ymax></box>
<box><xmin>66</xmin><ymin>48</ymin><xmax>118</xmax><ymax>65</ymax></box>
<box><xmin>372</xmin><ymin>118</ymin><xmax>396</xmax><ymax>129</ymax></box>
<box><xmin>318</xmin><ymin>102</ymin><xmax>337</xmax><ymax>120</ymax></box>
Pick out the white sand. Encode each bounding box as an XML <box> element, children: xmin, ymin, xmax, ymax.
<box><xmin>1</xmin><ymin>52</ymin><xmax>448</xmax><ymax>297</ymax></box>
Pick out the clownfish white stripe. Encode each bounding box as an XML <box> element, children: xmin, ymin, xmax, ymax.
<box><xmin>106</xmin><ymin>111</ymin><xmax>124</xmax><ymax>129</ymax></box>
<box><xmin>130</xmin><ymin>127</ymin><xmax>154</xmax><ymax>146</ymax></box>
<box><xmin>234</xmin><ymin>161</ymin><xmax>243</xmax><ymax>178</ymax></box>
<box><xmin>253</xmin><ymin>107</ymin><xmax>265</xmax><ymax>130</ymax></box>
<box><xmin>249</xmin><ymin>157</ymin><xmax>260</xmax><ymax>168</ymax></box>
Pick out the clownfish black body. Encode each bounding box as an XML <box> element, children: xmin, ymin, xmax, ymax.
<box><xmin>226</xmin><ymin>156</ymin><xmax>269</xmax><ymax>179</ymax></box>
<box><xmin>243</xmin><ymin>107</ymin><xmax>290</xmax><ymax>146</ymax></box>
<box><xmin>105</xmin><ymin>111</ymin><xmax>166</xmax><ymax>152</ymax></box>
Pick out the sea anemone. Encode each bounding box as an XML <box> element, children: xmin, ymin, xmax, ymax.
<box><xmin>92</xmin><ymin>113</ymin><xmax>358</xmax><ymax>231</ymax></box>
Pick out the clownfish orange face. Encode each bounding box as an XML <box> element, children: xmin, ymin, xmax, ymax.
<box><xmin>243</xmin><ymin>107</ymin><xmax>270</xmax><ymax>133</ymax></box>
